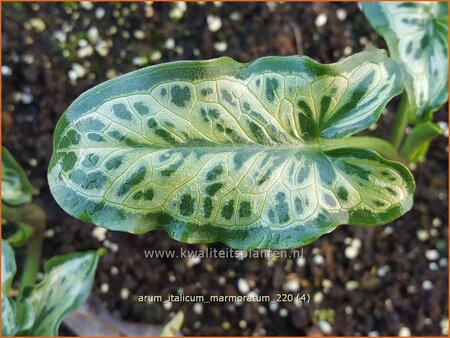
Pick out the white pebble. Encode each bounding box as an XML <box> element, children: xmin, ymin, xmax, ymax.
<box><xmin>193</xmin><ymin>302</ymin><xmax>203</xmax><ymax>315</ymax></box>
<box><xmin>163</xmin><ymin>301</ymin><xmax>172</xmax><ymax>310</ymax></box>
<box><xmin>440</xmin><ymin>318</ymin><xmax>448</xmax><ymax>335</ymax></box>
<box><xmin>87</xmin><ymin>27</ymin><xmax>99</xmax><ymax>43</ymax></box>
<box><xmin>165</xmin><ymin>38</ymin><xmax>175</xmax><ymax>49</ymax></box>
<box><xmin>313</xmin><ymin>254</ymin><xmax>325</xmax><ymax>265</ymax></box>
<box><xmin>100</xmin><ymin>283</ymin><xmax>109</xmax><ymax>293</ymax></box>
<box><xmin>432</xmin><ymin>217</ymin><xmax>442</xmax><ymax>227</ymax></box>
<box><xmin>120</xmin><ymin>288</ymin><xmax>130</xmax><ymax>300</ymax></box>
<box><xmin>318</xmin><ymin>320</ymin><xmax>332</xmax><ymax>334</ymax></box>
<box><xmin>438</xmin><ymin>121</ymin><xmax>448</xmax><ymax>137</ymax></box>
<box><xmin>422</xmin><ymin>280</ymin><xmax>433</xmax><ymax>290</ymax></box>
<box><xmin>297</xmin><ymin>256</ymin><xmax>306</xmax><ymax>267</ymax></box>
<box><xmin>21</xmin><ymin>92</ymin><xmax>34</xmax><ymax>104</ymax></box>
<box><xmin>266</xmin><ymin>2</ymin><xmax>278</xmax><ymax>12</ymax></box>
<box><xmin>151</xmin><ymin>50</ymin><xmax>162</xmax><ymax>61</ymax></box>
<box><xmin>95</xmin><ymin>7</ymin><xmax>105</xmax><ymax>19</ymax></box>
<box><xmin>345</xmin><ymin>246</ymin><xmax>359</xmax><ymax>259</ymax></box>
<box><xmin>45</xmin><ymin>229</ymin><xmax>55</xmax><ymax>238</ymax></box>
<box><xmin>417</xmin><ymin>229</ymin><xmax>429</xmax><ymax>241</ymax></box>
<box><xmin>313</xmin><ymin>291</ymin><xmax>323</xmax><ymax>304</ymax></box>
<box><xmin>207</xmin><ymin>15</ymin><xmax>222</xmax><ymax>32</ymax></box>
<box><xmin>429</xmin><ymin>262</ymin><xmax>439</xmax><ymax>271</ymax></box>
<box><xmin>134</xmin><ymin>30</ymin><xmax>145</xmax><ymax>40</ymax></box>
<box><xmin>269</xmin><ymin>302</ymin><xmax>278</xmax><ymax>312</ymax></box>
<box><xmin>29</xmin><ymin>18</ymin><xmax>46</xmax><ymax>32</ymax></box>
<box><xmin>407</xmin><ymin>285</ymin><xmax>416</xmax><ymax>294</ymax></box>
<box><xmin>315</xmin><ymin>14</ymin><xmax>328</xmax><ymax>27</ymax></box>
<box><xmin>351</xmin><ymin>238</ymin><xmax>362</xmax><ymax>249</ymax></box>
<box><xmin>77</xmin><ymin>45</ymin><xmax>94</xmax><ymax>58</ymax></box>
<box><xmin>169</xmin><ymin>3</ymin><xmax>186</xmax><ymax>20</ymax></box>
<box><xmin>92</xmin><ymin>226</ymin><xmax>107</xmax><ymax>241</ymax></box>
<box><xmin>345</xmin><ymin>306</ymin><xmax>353</xmax><ymax>316</ymax></box>
<box><xmin>398</xmin><ymin>326</ymin><xmax>411</xmax><ymax>337</ymax></box>
<box><xmin>237</xmin><ymin>278</ymin><xmax>250</xmax><ymax>294</ymax></box>
<box><xmin>345</xmin><ymin>281</ymin><xmax>360</xmax><ymax>291</ymax></box>
<box><xmin>68</xmin><ymin>70</ymin><xmax>78</xmax><ymax>82</ymax></box>
<box><xmin>439</xmin><ymin>257</ymin><xmax>448</xmax><ymax>267</ymax></box>
<box><xmin>2</xmin><ymin>65</ymin><xmax>12</xmax><ymax>76</ymax></box>
<box><xmin>110</xmin><ymin>266</ymin><xmax>119</xmax><ymax>275</ymax></box>
<box><xmin>383</xmin><ymin>226</ymin><xmax>394</xmax><ymax>235</ymax></box>
<box><xmin>175</xmin><ymin>2</ymin><xmax>187</xmax><ymax>11</ymax></box>
<box><xmin>53</xmin><ymin>31</ymin><xmax>67</xmax><ymax>43</ymax></box>
<box><xmin>109</xmin><ymin>242</ymin><xmax>119</xmax><ymax>253</ymax></box>
<box><xmin>213</xmin><ymin>42</ymin><xmax>227</xmax><ymax>52</ymax></box>
<box><xmin>368</xmin><ymin>331</ymin><xmax>379</xmax><ymax>336</ymax></box>
<box><xmin>336</xmin><ymin>9</ymin><xmax>347</xmax><ymax>21</ymax></box>
<box><xmin>239</xmin><ymin>320</ymin><xmax>247</xmax><ymax>329</ymax></box>
<box><xmin>80</xmin><ymin>2</ymin><xmax>93</xmax><ymax>10</ymax></box>
<box><xmin>95</xmin><ymin>40</ymin><xmax>110</xmax><ymax>57</ymax></box>
<box><xmin>284</xmin><ymin>279</ymin><xmax>300</xmax><ymax>292</ymax></box>
<box><xmin>425</xmin><ymin>249</ymin><xmax>439</xmax><ymax>261</ymax></box>
<box><xmin>132</xmin><ymin>56</ymin><xmax>148</xmax><ymax>66</ymax></box>
<box><xmin>343</xmin><ymin>46</ymin><xmax>353</xmax><ymax>56</ymax></box>
<box><xmin>230</xmin><ymin>12</ymin><xmax>241</xmax><ymax>21</ymax></box>
<box><xmin>279</xmin><ymin>308</ymin><xmax>289</xmax><ymax>318</ymax></box>
<box><xmin>377</xmin><ymin>265</ymin><xmax>390</xmax><ymax>278</ymax></box>
<box><xmin>145</xmin><ymin>4</ymin><xmax>154</xmax><ymax>18</ymax></box>
<box><xmin>186</xmin><ymin>255</ymin><xmax>201</xmax><ymax>267</ymax></box>
<box><xmin>322</xmin><ymin>279</ymin><xmax>332</xmax><ymax>290</ymax></box>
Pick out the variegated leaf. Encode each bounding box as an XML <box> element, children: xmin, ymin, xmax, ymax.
<box><xmin>2</xmin><ymin>240</ymin><xmax>18</xmax><ymax>336</ymax></box>
<box><xmin>361</xmin><ymin>2</ymin><xmax>448</xmax><ymax>121</ymax></box>
<box><xmin>2</xmin><ymin>147</ymin><xmax>37</xmax><ymax>206</ymax></box>
<box><xmin>2</xmin><ymin>240</ymin><xmax>16</xmax><ymax>292</ymax></box>
<box><xmin>48</xmin><ymin>51</ymin><xmax>414</xmax><ymax>249</ymax></box>
<box><xmin>26</xmin><ymin>250</ymin><xmax>101</xmax><ymax>336</ymax></box>
<box><xmin>2</xmin><ymin>295</ymin><xmax>16</xmax><ymax>336</ymax></box>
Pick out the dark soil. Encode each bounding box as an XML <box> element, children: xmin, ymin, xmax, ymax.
<box><xmin>2</xmin><ymin>2</ymin><xmax>448</xmax><ymax>336</ymax></box>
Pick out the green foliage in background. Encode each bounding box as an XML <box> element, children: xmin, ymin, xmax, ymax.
<box><xmin>1</xmin><ymin>147</ymin><xmax>102</xmax><ymax>336</ymax></box>
<box><xmin>361</xmin><ymin>2</ymin><xmax>448</xmax><ymax>162</ymax></box>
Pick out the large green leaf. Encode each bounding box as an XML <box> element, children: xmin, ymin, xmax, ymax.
<box><xmin>48</xmin><ymin>51</ymin><xmax>414</xmax><ymax>249</ymax></box>
<box><xmin>2</xmin><ymin>147</ymin><xmax>37</xmax><ymax>206</ymax></box>
<box><xmin>25</xmin><ymin>250</ymin><xmax>101</xmax><ymax>336</ymax></box>
<box><xmin>361</xmin><ymin>2</ymin><xmax>448</xmax><ymax>122</ymax></box>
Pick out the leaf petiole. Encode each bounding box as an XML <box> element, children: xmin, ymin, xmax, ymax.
<box><xmin>390</xmin><ymin>93</ymin><xmax>410</xmax><ymax>150</ymax></box>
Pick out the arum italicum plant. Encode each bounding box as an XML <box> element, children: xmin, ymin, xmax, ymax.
<box><xmin>48</xmin><ymin>50</ymin><xmax>416</xmax><ymax>250</ymax></box>
<box><xmin>2</xmin><ymin>147</ymin><xmax>103</xmax><ymax>336</ymax></box>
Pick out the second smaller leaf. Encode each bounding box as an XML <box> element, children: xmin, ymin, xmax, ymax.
<box><xmin>25</xmin><ymin>250</ymin><xmax>103</xmax><ymax>336</ymax></box>
<box><xmin>2</xmin><ymin>147</ymin><xmax>37</xmax><ymax>206</ymax></box>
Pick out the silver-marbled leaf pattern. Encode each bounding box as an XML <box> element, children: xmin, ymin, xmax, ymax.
<box><xmin>1</xmin><ymin>240</ymin><xmax>19</xmax><ymax>337</ymax></box>
<box><xmin>48</xmin><ymin>51</ymin><xmax>414</xmax><ymax>249</ymax></box>
<box><xmin>25</xmin><ymin>251</ymin><xmax>101</xmax><ymax>336</ymax></box>
<box><xmin>361</xmin><ymin>2</ymin><xmax>448</xmax><ymax>121</ymax></box>
<box><xmin>2</xmin><ymin>147</ymin><xmax>36</xmax><ymax>206</ymax></box>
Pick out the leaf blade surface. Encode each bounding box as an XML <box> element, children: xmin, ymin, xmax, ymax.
<box><xmin>49</xmin><ymin>51</ymin><xmax>414</xmax><ymax>249</ymax></box>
